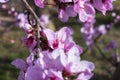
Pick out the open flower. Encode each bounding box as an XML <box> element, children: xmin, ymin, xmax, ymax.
<box><xmin>43</xmin><ymin>27</ymin><xmax>74</xmax><ymax>49</ymax></box>
<box><xmin>74</xmin><ymin>0</ymin><xmax>95</xmax><ymax>22</ymax></box>
<box><xmin>93</xmin><ymin>0</ymin><xmax>114</xmax><ymax>15</ymax></box>
<box><xmin>60</xmin><ymin>46</ymin><xmax>94</xmax><ymax>75</ymax></box>
<box><xmin>58</xmin><ymin>6</ymin><xmax>77</xmax><ymax>22</ymax></box>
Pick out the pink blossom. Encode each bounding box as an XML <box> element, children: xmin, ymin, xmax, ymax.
<box><xmin>60</xmin><ymin>0</ymin><xmax>72</xmax><ymax>2</ymax></box>
<box><xmin>93</xmin><ymin>0</ymin><xmax>114</xmax><ymax>15</ymax></box>
<box><xmin>47</xmin><ymin>70</ymin><xmax>63</xmax><ymax>80</ymax></box>
<box><xmin>25</xmin><ymin>65</ymin><xmax>46</xmax><ymax>80</ymax></box>
<box><xmin>60</xmin><ymin>46</ymin><xmax>94</xmax><ymax>75</ymax></box>
<box><xmin>111</xmin><ymin>12</ymin><xmax>116</xmax><ymax>17</ymax></box>
<box><xmin>16</xmin><ymin>13</ymin><xmax>27</xmax><ymax>28</ymax></box>
<box><xmin>97</xmin><ymin>24</ymin><xmax>107</xmax><ymax>35</ymax></box>
<box><xmin>0</xmin><ymin>0</ymin><xmax>9</xmax><ymax>3</ymax></box>
<box><xmin>74</xmin><ymin>0</ymin><xmax>95</xmax><ymax>22</ymax></box>
<box><xmin>43</xmin><ymin>27</ymin><xmax>73</xmax><ymax>49</ymax></box>
<box><xmin>39</xmin><ymin>49</ymin><xmax>64</xmax><ymax>71</ymax></box>
<box><xmin>23</xmin><ymin>23</ymin><xmax>33</xmax><ymax>33</ymax></box>
<box><xmin>58</xmin><ymin>6</ymin><xmax>77</xmax><ymax>22</ymax></box>
<box><xmin>11</xmin><ymin>59</ymin><xmax>28</xmax><ymax>80</ymax></box>
<box><xmin>1</xmin><ymin>4</ymin><xmax>7</xmax><ymax>9</ymax></box>
<box><xmin>40</xmin><ymin>14</ymin><xmax>50</xmax><ymax>27</ymax></box>
<box><xmin>34</xmin><ymin>0</ymin><xmax>44</xmax><ymax>8</ymax></box>
<box><xmin>18</xmin><ymin>71</ymin><xmax>25</xmax><ymax>80</ymax></box>
<box><xmin>10</xmin><ymin>39</ymin><xmax>15</xmax><ymax>44</ymax></box>
<box><xmin>81</xmin><ymin>22</ymin><xmax>94</xmax><ymax>47</ymax></box>
<box><xmin>22</xmin><ymin>34</ymin><xmax>36</xmax><ymax>51</ymax></box>
<box><xmin>75</xmin><ymin>70</ymin><xmax>94</xmax><ymax>80</ymax></box>
<box><xmin>11</xmin><ymin>58</ymin><xmax>28</xmax><ymax>71</ymax></box>
<box><xmin>26</xmin><ymin>55</ymin><xmax>34</xmax><ymax>66</ymax></box>
<box><xmin>105</xmin><ymin>40</ymin><xmax>118</xmax><ymax>51</ymax></box>
<box><xmin>12</xmin><ymin>26</ymin><xmax>95</xmax><ymax>80</ymax></box>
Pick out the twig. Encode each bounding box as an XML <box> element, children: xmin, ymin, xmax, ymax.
<box><xmin>21</xmin><ymin>0</ymin><xmax>43</xmax><ymax>29</ymax></box>
<box><xmin>110</xmin><ymin>63</ymin><xmax>120</xmax><ymax>80</ymax></box>
<box><xmin>21</xmin><ymin>0</ymin><xmax>43</xmax><ymax>55</ymax></box>
<box><xmin>81</xmin><ymin>47</ymin><xmax>89</xmax><ymax>56</ymax></box>
<box><xmin>81</xmin><ymin>18</ymin><xmax>117</xmax><ymax>56</ymax></box>
<box><xmin>95</xmin><ymin>43</ymin><xmax>115</xmax><ymax>66</ymax></box>
<box><xmin>81</xmin><ymin>34</ymin><xmax>102</xmax><ymax>56</ymax></box>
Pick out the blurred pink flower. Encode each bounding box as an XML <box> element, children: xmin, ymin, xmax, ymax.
<box><xmin>16</xmin><ymin>13</ymin><xmax>27</xmax><ymax>28</ymax></box>
<box><xmin>10</xmin><ymin>39</ymin><xmax>15</xmax><ymax>44</ymax></box>
<box><xmin>40</xmin><ymin>14</ymin><xmax>50</xmax><ymax>27</ymax></box>
<box><xmin>0</xmin><ymin>0</ymin><xmax>9</xmax><ymax>3</ymax></box>
<box><xmin>34</xmin><ymin>0</ymin><xmax>44</xmax><ymax>8</ymax></box>
<box><xmin>22</xmin><ymin>34</ymin><xmax>36</xmax><ymax>52</ymax></box>
<box><xmin>93</xmin><ymin>0</ymin><xmax>114</xmax><ymax>15</ymax></box>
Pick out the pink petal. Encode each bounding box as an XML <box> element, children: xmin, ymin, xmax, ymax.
<box><xmin>43</xmin><ymin>28</ymin><xmax>55</xmax><ymax>48</ymax></box>
<box><xmin>78</xmin><ymin>8</ymin><xmax>88</xmax><ymax>22</ymax></box>
<box><xmin>57</xmin><ymin>27</ymin><xmax>73</xmax><ymax>42</ymax></box>
<box><xmin>75</xmin><ymin>70</ymin><xmax>93</xmax><ymax>80</ymax></box>
<box><xmin>25</xmin><ymin>66</ymin><xmax>44</xmax><ymax>80</ymax></box>
<box><xmin>58</xmin><ymin>9</ymin><xmax>69</xmax><ymax>22</ymax></box>
<box><xmin>60</xmin><ymin>50</ymin><xmax>67</xmax><ymax>67</ymax></box>
<box><xmin>93</xmin><ymin>0</ymin><xmax>106</xmax><ymax>15</ymax></box>
<box><xmin>66</xmin><ymin>6</ymin><xmax>77</xmax><ymax>17</ymax></box>
<box><xmin>84</xmin><ymin>3</ymin><xmax>95</xmax><ymax>15</ymax></box>
<box><xmin>48</xmin><ymin>70</ymin><xmax>63</xmax><ymax>80</ymax></box>
<box><xmin>18</xmin><ymin>71</ymin><xmax>25</xmax><ymax>80</ymax></box>
<box><xmin>77</xmin><ymin>60</ymin><xmax>95</xmax><ymax>72</ymax></box>
<box><xmin>11</xmin><ymin>58</ymin><xmax>28</xmax><ymax>71</ymax></box>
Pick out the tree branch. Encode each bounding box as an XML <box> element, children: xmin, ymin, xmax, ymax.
<box><xmin>81</xmin><ymin>34</ymin><xmax>102</xmax><ymax>56</ymax></box>
<box><xmin>95</xmin><ymin>43</ymin><xmax>115</xmax><ymax>66</ymax></box>
<box><xmin>21</xmin><ymin>0</ymin><xmax>43</xmax><ymax>55</ymax></box>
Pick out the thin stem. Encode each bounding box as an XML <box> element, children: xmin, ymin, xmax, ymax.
<box><xmin>81</xmin><ymin>34</ymin><xmax>102</xmax><ymax>56</ymax></box>
<box><xmin>95</xmin><ymin>43</ymin><xmax>115</xmax><ymax>66</ymax></box>
<box><xmin>81</xmin><ymin>15</ymin><xmax>119</xmax><ymax>56</ymax></box>
<box><xmin>81</xmin><ymin>47</ymin><xmax>88</xmax><ymax>56</ymax></box>
<box><xmin>21</xmin><ymin>0</ymin><xmax>42</xmax><ymax>55</ymax></box>
<box><xmin>21</xmin><ymin>0</ymin><xmax>43</xmax><ymax>29</ymax></box>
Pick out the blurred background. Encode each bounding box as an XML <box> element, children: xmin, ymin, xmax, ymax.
<box><xmin>0</xmin><ymin>0</ymin><xmax>120</xmax><ymax>80</ymax></box>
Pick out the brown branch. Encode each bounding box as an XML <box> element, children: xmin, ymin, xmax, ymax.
<box><xmin>21</xmin><ymin>0</ymin><xmax>43</xmax><ymax>55</ymax></box>
<box><xmin>21</xmin><ymin>0</ymin><xmax>43</xmax><ymax>29</ymax></box>
<box><xmin>81</xmin><ymin>34</ymin><xmax>102</xmax><ymax>56</ymax></box>
<box><xmin>110</xmin><ymin>63</ymin><xmax>120</xmax><ymax>80</ymax></box>
<box><xmin>95</xmin><ymin>43</ymin><xmax>115</xmax><ymax>66</ymax></box>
